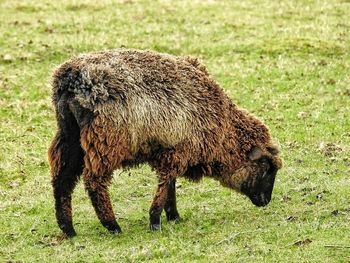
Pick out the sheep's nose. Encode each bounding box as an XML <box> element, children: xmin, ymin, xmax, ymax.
<box><xmin>250</xmin><ymin>193</ymin><xmax>270</xmax><ymax>207</ymax></box>
<box><xmin>252</xmin><ymin>193</ymin><xmax>269</xmax><ymax>207</ymax></box>
<box><xmin>259</xmin><ymin>193</ymin><xmax>271</xmax><ymax>206</ymax></box>
<box><xmin>260</xmin><ymin>193</ymin><xmax>267</xmax><ymax>205</ymax></box>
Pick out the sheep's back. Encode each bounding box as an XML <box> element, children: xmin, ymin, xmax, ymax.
<box><xmin>53</xmin><ymin>49</ymin><xmax>229</xmax><ymax>154</ymax></box>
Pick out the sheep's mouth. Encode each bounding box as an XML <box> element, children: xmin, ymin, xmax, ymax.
<box><xmin>240</xmin><ymin>186</ymin><xmax>272</xmax><ymax>207</ymax></box>
<box><xmin>240</xmin><ymin>178</ymin><xmax>274</xmax><ymax>207</ymax></box>
<box><xmin>249</xmin><ymin>192</ymin><xmax>271</xmax><ymax>207</ymax></box>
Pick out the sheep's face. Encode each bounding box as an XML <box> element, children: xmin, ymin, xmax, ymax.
<box><xmin>238</xmin><ymin>146</ymin><xmax>282</xmax><ymax>207</ymax></box>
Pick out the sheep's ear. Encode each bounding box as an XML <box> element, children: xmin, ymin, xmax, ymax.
<box><xmin>267</xmin><ymin>145</ymin><xmax>279</xmax><ymax>155</ymax></box>
<box><xmin>248</xmin><ymin>147</ymin><xmax>262</xmax><ymax>161</ymax></box>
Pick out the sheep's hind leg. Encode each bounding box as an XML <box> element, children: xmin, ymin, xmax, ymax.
<box><xmin>164</xmin><ymin>178</ymin><xmax>181</xmax><ymax>222</ymax></box>
<box><xmin>83</xmin><ymin>169</ymin><xmax>122</xmax><ymax>234</ymax></box>
<box><xmin>49</xmin><ymin>131</ymin><xmax>84</xmax><ymax>237</ymax></box>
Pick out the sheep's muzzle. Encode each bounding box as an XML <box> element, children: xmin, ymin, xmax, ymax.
<box><xmin>249</xmin><ymin>192</ymin><xmax>271</xmax><ymax>207</ymax></box>
<box><xmin>240</xmin><ymin>167</ymin><xmax>277</xmax><ymax>207</ymax></box>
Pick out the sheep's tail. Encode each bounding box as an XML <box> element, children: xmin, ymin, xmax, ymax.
<box><xmin>51</xmin><ymin>63</ymin><xmax>87</xmax><ymax>135</ymax></box>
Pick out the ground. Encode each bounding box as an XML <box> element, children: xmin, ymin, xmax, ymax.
<box><xmin>0</xmin><ymin>0</ymin><xmax>349</xmax><ymax>262</ymax></box>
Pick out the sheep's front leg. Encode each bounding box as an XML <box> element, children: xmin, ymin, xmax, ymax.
<box><xmin>83</xmin><ymin>169</ymin><xmax>122</xmax><ymax>234</ymax></box>
<box><xmin>164</xmin><ymin>178</ymin><xmax>181</xmax><ymax>221</ymax></box>
<box><xmin>150</xmin><ymin>148</ymin><xmax>187</xmax><ymax>231</ymax></box>
<box><xmin>149</xmin><ymin>175</ymin><xmax>170</xmax><ymax>231</ymax></box>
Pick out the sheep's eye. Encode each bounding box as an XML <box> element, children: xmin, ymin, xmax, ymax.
<box><xmin>259</xmin><ymin>158</ymin><xmax>270</xmax><ymax>170</ymax></box>
<box><xmin>259</xmin><ymin>158</ymin><xmax>267</xmax><ymax>165</ymax></box>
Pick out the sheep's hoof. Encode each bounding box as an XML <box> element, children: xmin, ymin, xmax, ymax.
<box><xmin>150</xmin><ymin>224</ymin><xmax>161</xmax><ymax>231</ymax></box>
<box><xmin>166</xmin><ymin>213</ymin><xmax>182</xmax><ymax>222</ymax></box>
<box><xmin>64</xmin><ymin>229</ymin><xmax>77</xmax><ymax>238</ymax></box>
<box><xmin>102</xmin><ymin>220</ymin><xmax>122</xmax><ymax>234</ymax></box>
<box><xmin>109</xmin><ymin>228</ymin><xmax>122</xmax><ymax>235</ymax></box>
<box><xmin>59</xmin><ymin>222</ymin><xmax>76</xmax><ymax>238</ymax></box>
<box><xmin>107</xmin><ymin>225</ymin><xmax>122</xmax><ymax>235</ymax></box>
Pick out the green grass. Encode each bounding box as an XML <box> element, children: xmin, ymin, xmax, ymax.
<box><xmin>0</xmin><ymin>0</ymin><xmax>350</xmax><ymax>262</ymax></box>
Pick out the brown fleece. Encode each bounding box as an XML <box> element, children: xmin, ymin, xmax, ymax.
<box><xmin>48</xmin><ymin>48</ymin><xmax>282</xmax><ymax>235</ymax></box>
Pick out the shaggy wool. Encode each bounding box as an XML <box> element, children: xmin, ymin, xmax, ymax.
<box><xmin>49</xmin><ymin>48</ymin><xmax>282</xmax><ymax>235</ymax></box>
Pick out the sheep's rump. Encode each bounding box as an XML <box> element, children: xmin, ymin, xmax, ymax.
<box><xmin>53</xmin><ymin>49</ymin><xmax>229</xmax><ymax>155</ymax></box>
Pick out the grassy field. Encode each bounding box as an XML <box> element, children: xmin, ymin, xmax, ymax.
<box><xmin>0</xmin><ymin>0</ymin><xmax>349</xmax><ymax>262</ymax></box>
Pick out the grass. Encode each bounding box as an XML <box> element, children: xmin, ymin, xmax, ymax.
<box><xmin>0</xmin><ymin>0</ymin><xmax>349</xmax><ymax>262</ymax></box>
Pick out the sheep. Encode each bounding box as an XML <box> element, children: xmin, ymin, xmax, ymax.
<box><xmin>48</xmin><ymin>48</ymin><xmax>282</xmax><ymax>237</ymax></box>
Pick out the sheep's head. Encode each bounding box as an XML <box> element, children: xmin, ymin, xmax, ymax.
<box><xmin>239</xmin><ymin>146</ymin><xmax>282</xmax><ymax>207</ymax></box>
<box><xmin>219</xmin><ymin>145</ymin><xmax>282</xmax><ymax>207</ymax></box>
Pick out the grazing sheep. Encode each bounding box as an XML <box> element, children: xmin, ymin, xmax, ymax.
<box><xmin>48</xmin><ymin>48</ymin><xmax>282</xmax><ymax>237</ymax></box>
